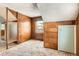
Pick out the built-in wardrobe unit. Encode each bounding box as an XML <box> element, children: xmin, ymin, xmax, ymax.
<box><xmin>44</xmin><ymin>20</ymin><xmax>76</xmax><ymax>51</ymax></box>
<box><xmin>44</xmin><ymin>22</ymin><xmax>58</xmax><ymax>49</ymax></box>
<box><xmin>17</xmin><ymin>13</ymin><xmax>31</xmax><ymax>42</ymax></box>
<box><xmin>0</xmin><ymin>7</ymin><xmax>18</xmax><ymax>50</ymax></box>
<box><xmin>5</xmin><ymin>8</ymin><xmax>31</xmax><ymax>49</ymax></box>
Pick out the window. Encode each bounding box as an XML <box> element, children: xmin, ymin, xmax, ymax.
<box><xmin>1</xmin><ymin>24</ymin><xmax>5</xmax><ymax>30</ymax></box>
<box><xmin>35</xmin><ymin>20</ymin><xmax>44</xmax><ymax>33</ymax></box>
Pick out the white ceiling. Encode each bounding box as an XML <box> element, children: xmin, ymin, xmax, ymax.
<box><xmin>37</xmin><ymin>3</ymin><xmax>79</xmax><ymax>22</ymax></box>
<box><xmin>0</xmin><ymin>3</ymin><xmax>40</xmax><ymax>17</ymax></box>
<box><xmin>0</xmin><ymin>3</ymin><xmax>79</xmax><ymax>22</ymax></box>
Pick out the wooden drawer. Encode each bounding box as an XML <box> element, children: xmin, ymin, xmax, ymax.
<box><xmin>46</xmin><ymin>28</ymin><xmax>58</xmax><ymax>33</ymax></box>
<box><xmin>49</xmin><ymin>38</ymin><xmax>57</xmax><ymax>49</ymax></box>
<box><xmin>44</xmin><ymin>42</ymin><xmax>51</xmax><ymax>48</ymax></box>
<box><xmin>45</xmin><ymin>32</ymin><xmax>57</xmax><ymax>38</ymax></box>
<box><xmin>1</xmin><ymin>30</ymin><xmax>5</xmax><ymax>36</ymax></box>
<box><xmin>44</xmin><ymin>37</ymin><xmax>58</xmax><ymax>49</ymax></box>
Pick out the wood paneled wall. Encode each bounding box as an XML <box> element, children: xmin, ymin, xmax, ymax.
<box><xmin>8</xmin><ymin>8</ymin><xmax>31</xmax><ymax>43</ymax></box>
<box><xmin>44</xmin><ymin>20</ymin><xmax>75</xmax><ymax>50</ymax></box>
<box><xmin>31</xmin><ymin>17</ymin><xmax>43</xmax><ymax>40</ymax></box>
<box><xmin>18</xmin><ymin>13</ymin><xmax>31</xmax><ymax>43</ymax></box>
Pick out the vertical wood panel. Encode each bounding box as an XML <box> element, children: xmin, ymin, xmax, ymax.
<box><xmin>76</xmin><ymin>14</ymin><xmax>79</xmax><ymax>55</ymax></box>
<box><xmin>44</xmin><ymin>22</ymin><xmax>58</xmax><ymax>49</ymax></box>
<box><xmin>16</xmin><ymin>12</ymin><xmax>19</xmax><ymax>43</ymax></box>
<box><xmin>18</xmin><ymin>13</ymin><xmax>31</xmax><ymax>42</ymax></box>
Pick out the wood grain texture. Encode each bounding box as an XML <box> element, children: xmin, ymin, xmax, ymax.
<box><xmin>8</xmin><ymin>8</ymin><xmax>31</xmax><ymax>43</ymax></box>
<box><xmin>8</xmin><ymin>8</ymin><xmax>17</xmax><ymax>20</ymax></box>
<box><xmin>76</xmin><ymin>14</ymin><xmax>79</xmax><ymax>55</ymax></box>
<box><xmin>44</xmin><ymin>22</ymin><xmax>58</xmax><ymax>49</ymax></box>
<box><xmin>5</xmin><ymin>7</ymin><xmax>8</xmax><ymax>49</ymax></box>
<box><xmin>31</xmin><ymin>17</ymin><xmax>43</xmax><ymax>40</ymax></box>
<box><xmin>18</xmin><ymin>13</ymin><xmax>31</xmax><ymax>43</ymax></box>
<box><xmin>44</xmin><ymin>20</ymin><xmax>75</xmax><ymax>50</ymax></box>
<box><xmin>1</xmin><ymin>30</ymin><xmax>5</xmax><ymax>36</ymax></box>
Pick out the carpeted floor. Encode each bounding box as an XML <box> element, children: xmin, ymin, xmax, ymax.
<box><xmin>0</xmin><ymin>40</ymin><xmax>76</xmax><ymax>56</ymax></box>
<box><xmin>0</xmin><ymin>38</ymin><xmax>17</xmax><ymax>52</ymax></box>
<box><xmin>0</xmin><ymin>38</ymin><xmax>6</xmax><ymax>52</ymax></box>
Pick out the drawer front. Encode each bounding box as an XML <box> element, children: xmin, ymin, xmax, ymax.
<box><xmin>45</xmin><ymin>28</ymin><xmax>58</xmax><ymax>32</ymax></box>
<box><xmin>44</xmin><ymin>42</ymin><xmax>51</xmax><ymax>48</ymax></box>
<box><xmin>45</xmin><ymin>32</ymin><xmax>58</xmax><ymax>38</ymax></box>
<box><xmin>50</xmin><ymin>38</ymin><xmax>57</xmax><ymax>49</ymax></box>
<box><xmin>44</xmin><ymin>37</ymin><xmax>58</xmax><ymax>49</ymax></box>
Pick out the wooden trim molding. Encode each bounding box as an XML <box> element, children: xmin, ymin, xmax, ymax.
<box><xmin>5</xmin><ymin>8</ymin><xmax>18</xmax><ymax>49</ymax></box>
<box><xmin>5</xmin><ymin>7</ymin><xmax>8</xmax><ymax>49</ymax></box>
<box><xmin>76</xmin><ymin>14</ymin><xmax>79</xmax><ymax>55</ymax></box>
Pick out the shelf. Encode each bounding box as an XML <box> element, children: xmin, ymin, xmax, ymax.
<box><xmin>7</xmin><ymin>38</ymin><xmax>17</xmax><ymax>44</ymax></box>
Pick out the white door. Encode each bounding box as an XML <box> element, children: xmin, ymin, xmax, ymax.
<box><xmin>58</xmin><ymin>25</ymin><xmax>76</xmax><ymax>53</ymax></box>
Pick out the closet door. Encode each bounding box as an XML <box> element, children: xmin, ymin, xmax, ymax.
<box><xmin>58</xmin><ymin>25</ymin><xmax>76</xmax><ymax>53</ymax></box>
<box><xmin>8</xmin><ymin>22</ymin><xmax>17</xmax><ymax>44</ymax></box>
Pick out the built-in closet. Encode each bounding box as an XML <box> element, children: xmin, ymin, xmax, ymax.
<box><xmin>44</xmin><ymin>20</ymin><xmax>76</xmax><ymax>51</ymax></box>
<box><xmin>5</xmin><ymin>8</ymin><xmax>31</xmax><ymax>49</ymax></box>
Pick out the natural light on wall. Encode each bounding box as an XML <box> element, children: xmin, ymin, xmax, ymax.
<box><xmin>35</xmin><ymin>20</ymin><xmax>44</xmax><ymax>33</ymax></box>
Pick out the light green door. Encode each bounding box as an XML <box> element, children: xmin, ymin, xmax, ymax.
<box><xmin>58</xmin><ymin>25</ymin><xmax>76</xmax><ymax>53</ymax></box>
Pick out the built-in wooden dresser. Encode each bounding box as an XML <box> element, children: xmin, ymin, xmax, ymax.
<box><xmin>44</xmin><ymin>20</ymin><xmax>75</xmax><ymax>50</ymax></box>
<box><xmin>44</xmin><ymin>22</ymin><xmax>58</xmax><ymax>49</ymax></box>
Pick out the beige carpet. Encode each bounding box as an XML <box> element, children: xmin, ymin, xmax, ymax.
<box><xmin>0</xmin><ymin>38</ymin><xmax>18</xmax><ymax>52</ymax></box>
<box><xmin>0</xmin><ymin>38</ymin><xmax>6</xmax><ymax>52</ymax></box>
<box><xmin>0</xmin><ymin>40</ymin><xmax>76</xmax><ymax>56</ymax></box>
